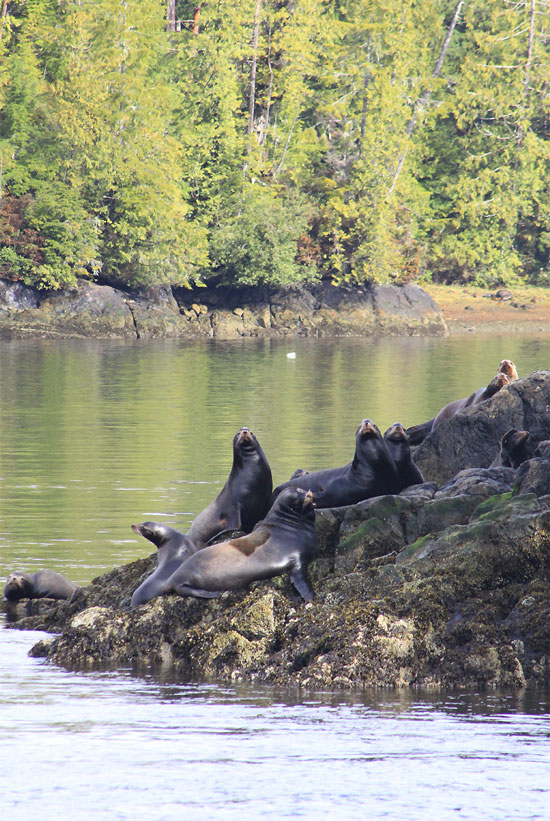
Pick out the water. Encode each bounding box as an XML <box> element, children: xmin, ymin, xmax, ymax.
<box><xmin>1</xmin><ymin>334</ymin><xmax>549</xmax><ymax>818</ymax></box>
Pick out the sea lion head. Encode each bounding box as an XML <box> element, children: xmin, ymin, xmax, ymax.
<box><xmin>132</xmin><ymin>522</ymin><xmax>174</xmax><ymax>548</ymax></box>
<box><xmin>234</xmin><ymin>427</ymin><xmax>260</xmax><ymax>452</ymax></box>
<box><xmin>275</xmin><ymin>487</ymin><xmax>316</xmax><ymax>519</ymax></box>
<box><xmin>502</xmin><ymin>428</ymin><xmax>530</xmax><ymax>450</ymax></box>
<box><xmin>498</xmin><ymin>359</ymin><xmax>518</xmax><ymax>381</ymax></box>
<box><xmin>383</xmin><ymin>422</ymin><xmax>408</xmax><ymax>443</ymax></box>
<box><xmin>357</xmin><ymin>419</ymin><xmax>380</xmax><ymax>439</ymax></box>
<box><xmin>4</xmin><ymin>572</ymin><xmax>31</xmax><ymax>602</ymax></box>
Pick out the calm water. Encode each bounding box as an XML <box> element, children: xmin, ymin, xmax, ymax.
<box><xmin>1</xmin><ymin>334</ymin><xmax>550</xmax><ymax>819</ymax></box>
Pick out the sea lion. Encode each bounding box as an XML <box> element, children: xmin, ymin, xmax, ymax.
<box><xmin>130</xmin><ymin>522</ymin><xmax>198</xmax><ymax>607</ymax></box>
<box><xmin>498</xmin><ymin>359</ymin><xmax>519</xmax><ymax>381</ymax></box>
<box><xmin>188</xmin><ymin>427</ymin><xmax>273</xmax><ymax>548</ymax></box>
<box><xmin>432</xmin><ymin>371</ymin><xmax>510</xmax><ymax>430</ymax></box>
<box><xmin>3</xmin><ymin>570</ymin><xmax>78</xmax><ymax>602</ymax></box>
<box><xmin>270</xmin><ymin>419</ymin><xmax>400</xmax><ymax>509</ymax></box>
<box><xmin>163</xmin><ymin>487</ymin><xmax>318</xmax><ymax>602</ymax></box>
<box><xmin>407</xmin><ymin>364</ymin><xmax>516</xmax><ymax>445</ymax></box>
<box><xmin>289</xmin><ymin>468</ymin><xmax>310</xmax><ymax>480</ymax></box>
<box><xmin>490</xmin><ymin>429</ymin><xmax>531</xmax><ymax>469</ymax></box>
<box><xmin>383</xmin><ymin>423</ymin><xmax>424</xmax><ymax>491</ymax></box>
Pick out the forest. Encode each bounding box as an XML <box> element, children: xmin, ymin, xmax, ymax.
<box><xmin>0</xmin><ymin>0</ymin><xmax>549</xmax><ymax>292</ymax></box>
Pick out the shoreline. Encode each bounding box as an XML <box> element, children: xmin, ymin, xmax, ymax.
<box><xmin>422</xmin><ymin>284</ymin><xmax>550</xmax><ymax>335</ymax></box>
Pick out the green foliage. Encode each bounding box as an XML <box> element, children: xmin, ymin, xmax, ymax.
<box><xmin>0</xmin><ymin>0</ymin><xmax>549</xmax><ymax>290</ymax></box>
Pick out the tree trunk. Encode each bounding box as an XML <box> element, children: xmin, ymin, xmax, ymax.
<box><xmin>166</xmin><ymin>0</ymin><xmax>176</xmax><ymax>32</ymax></box>
<box><xmin>386</xmin><ymin>0</ymin><xmax>465</xmax><ymax>200</ymax></box>
<box><xmin>248</xmin><ymin>0</ymin><xmax>262</xmax><ymax>137</ymax></box>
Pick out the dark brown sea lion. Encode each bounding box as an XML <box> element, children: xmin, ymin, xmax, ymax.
<box><xmin>498</xmin><ymin>359</ymin><xmax>519</xmax><ymax>381</ymax></box>
<box><xmin>188</xmin><ymin>427</ymin><xmax>273</xmax><ymax>548</ymax></box>
<box><xmin>407</xmin><ymin>364</ymin><xmax>516</xmax><ymax>445</ymax></box>
<box><xmin>383</xmin><ymin>423</ymin><xmax>424</xmax><ymax>491</ymax></box>
<box><xmin>130</xmin><ymin>522</ymin><xmax>198</xmax><ymax>607</ymax></box>
<box><xmin>490</xmin><ymin>429</ymin><xmax>531</xmax><ymax>469</ymax></box>
<box><xmin>432</xmin><ymin>371</ymin><xmax>510</xmax><ymax>430</ymax></box>
<box><xmin>3</xmin><ymin>570</ymin><xmax>78</xmax><ymax>602</ymax></box>
<box><xmin>163</xmin><ymin>487</ymin><xmax>318</xmax><ymax>602</ymax></box>
<box><xmin>270</xmin><ymin>419</ymin><xmax>400</xmax><ymax>509</ymax></box>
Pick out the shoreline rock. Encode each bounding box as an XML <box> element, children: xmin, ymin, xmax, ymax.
<box><xmin>0</xmin><ymin>278</ymin><xmax>448</xmax><ymax>340</ymax></box>
<box><xmin>4</xmin><ymin>371</ymin><xmax>550</xmax><ymax>691</ymax></box>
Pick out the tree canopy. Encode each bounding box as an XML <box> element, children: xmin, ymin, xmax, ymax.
<box><xmin>1</xmin><ymin>0</ymin><xmax>549</xmax><ymax>290</ymax></box>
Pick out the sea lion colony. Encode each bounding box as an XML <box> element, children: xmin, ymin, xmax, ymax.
<box><xmin>4</xmin><ymin>360</ymin><xmax>531</xmax><ymax>607</ymax></box>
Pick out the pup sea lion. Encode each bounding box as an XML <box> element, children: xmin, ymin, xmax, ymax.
<box><xmin>130</xmin><ymin>522</ymin><xmax>197</xmax><ymax>607</ymax></box>
<box><xmin>270</xmin><ymin>419</ymin><xmax>400</xmax><ymax>509</ymax></box>
<box><xmin>383</xmin><ymin>423</ymin><xmax>424</xmax><ymax>491</ymax></box>
<box><xmin>188</xmin><ymin>427</ymin><xmax>273</xmax><ymax>548</ymax></box>
<box><xmin>3</xmin><ymin>570</ymin><xmax>78</xmax><ymax>602</ymax></box>
<box><xmin>490</xmin><ymin>429</ymin><xmax>531</xmax><ymax>469</ymax></box>
<box><xmin>432</xmin><ymin>371</ymin><xmax>510</xmax><ymax>430</ymax></box>
<box><xmin>164</xmin><ymin>487</ymin><xmax>318</xmax><ymax>602</ymax></box>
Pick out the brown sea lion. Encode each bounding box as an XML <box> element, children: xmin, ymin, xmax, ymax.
<box><xmin>270</xmin><ymin>419</ymin><xmax>400</xmax><ymax>509</ymax></box>
<box><xmin>130</xmin><ymin>522</ymin><xmax>198</xmax><ymax>607</ymax></box>
<box><xmin>432</xmin><ymin>372</ymin><xmax>510</xmax><ymax>430</ymax></box>
<box><xmin>490</xmin><ymin>429</ymin><xmax>531</xmax><ymax>469</ymax></box>
<box><xmin>498</xmin><ymin>359</ymin><xmax>519</xmax><ymax>381</ymax></box>
<box><xmin>188</xmin><ymin>427</ymin><xmax>273</xmax><ymax>548</ymax></box>
<box><xmin>383</xmin><ymin>423</ymin><xmax>424</xmax><ymax>491</ymax></box>
<box><xmin>164</xmin><ymin>487</ymin><xmax>318</xmax><ymax>602</ymax></box>
<box><xmin>3</xmin><ymin>570</ymin><xmax>79</xmax><ymax>602</ymax></box>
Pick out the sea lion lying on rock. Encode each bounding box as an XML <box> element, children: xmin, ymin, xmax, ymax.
<box><xmin>163</xmin><ymin>487</ymin><xmax>318</xmax><ymax>602</ymax></box>
<box><xmin>270</xmin><ymin>419</ymin><xmax>400</xmax><ymax>509</ymax></box>
<box><xmin>130</xmin><ymin>522</ymin><xmax>197</xmax><ymax>607</ymax></box>
<box><xmin>4</xmin><ymin>570</ymin><xmax>79</xmax><ymax>602</ymax></box>
<box><xmin>406</xmin><ymin>363</ymin><xmax>517</xmax><ymax>445</ymax></box>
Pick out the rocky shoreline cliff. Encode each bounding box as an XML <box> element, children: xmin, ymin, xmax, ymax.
<box><xmin>0</xmin><ymin>278</ymin><xmax>447</xmax><ymax>339</ymax></box>
<box><xmin>4</xmin><ymin>371</ymin><xmax>550</xmax><ymax>690</ymax></box>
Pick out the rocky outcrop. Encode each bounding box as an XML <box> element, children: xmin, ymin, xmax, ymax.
<box><xmin>0</xmin><ymin>278</ymin><xmax>448</xmax><ymax>339</ymax></box>
<box><xmin>414</xmin><ymin>370</ymin><xmax>550</xmax><ymax>485</ymax></box>
<box><xmin>5</xmin><ymin>371</ymin><xmax>550</xmax><ymax>690</ymax></box>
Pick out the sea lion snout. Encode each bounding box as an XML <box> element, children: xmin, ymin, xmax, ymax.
<box><xmin>359</xmin><ymin>419</ymin><xmax>377</xmax><ymax>436</ymax></box>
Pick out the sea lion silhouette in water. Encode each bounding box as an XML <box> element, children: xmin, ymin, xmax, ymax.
<box><xmin>490</xmin><ymin>429</ymin><xmax>531</xmax><ymax>469</ymax></box>
<box><xmin>383</xmin><ymin>423</ymin><xmax>424</xmax><ymax>491</ymax></box>
<box><xmin>130</xmin><ymin>522</ymin><xmax>198</xmax><ymax>607</ymax></box>
<box><xmin>188</xmin><ymin>427</ymin><xmax>273</xmax><ymax>548</ymax></box>
<box><xmin>270</xmin><ymin>419</ymin><xmax>400</xmax><ymax>509</ymax></box>
<box><xmin>432</xmin><ymin>371</ymin><xmax>510</xmax><ymax>430</ymax></box>
<box><xmin>163</xmin><ymin>487</ymin><xmax>318</xmax><ymax>602</ymax></box>
<box><xmin>407</xmin><ymin>363</ymin><xmax>516</xmax><ymax>445</ymax></box>
<box><xmin>3</xmin><ymin>570</ymin><xmax>78</xmax><ymax>602</ymax></box>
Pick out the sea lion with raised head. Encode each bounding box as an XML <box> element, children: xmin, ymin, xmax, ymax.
<box><xmin>432</xmin><ymin>371</ymin><xmax>510</xmax><ymax>430</ymax></box>
<box><xmin>498</xmin><ymin>359</ymin><xmax>519</xmax><ymax>381</ymax></box>
<box><xmin>164</xmin><ymin>487</ymin><xmax>318</xmax><ymax>602</ymax></box>
<box><xmin>188</xmin><ymin>427</ymin><xmax>273</xmax><ymax>548</ymax></box>
<box><xmin>130</xmin><ymin>522</ymin><xmax>198</xmax><ymax>607</ymax></box>
<box><xmin>490</xmin><ymin>429</ymin><xmax>531</xmax><ymax>469</ymax></box>
<box><xmin>270</xmin><ymin>419</ymin><xmax>400</xmax><ymax>509</ymax></box>
<box><xmin>407</xmin><ymin>364</ymin><xmax>516</xmax><ymax>445</ymax></box>
<box><xmin>383</xmin><ymin>423</ymin><xmax>424</xmax><ymax>491</ymax></box>
<box><xmin>3</xmin><ymin>570</ymin><xmax>79</xmax><ymax>602</ymax></box>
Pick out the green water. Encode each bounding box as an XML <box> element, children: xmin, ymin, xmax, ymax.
<box><xmin>0</xmin><ymin>334</ymin><xmax>547</xmax><ymax>585</ymax></box>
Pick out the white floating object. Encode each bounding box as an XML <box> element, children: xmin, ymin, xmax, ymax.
<box><xmin>286</xmin><ymin>352</ymin><xmax>297</xmax><ymax>359</ymax></box>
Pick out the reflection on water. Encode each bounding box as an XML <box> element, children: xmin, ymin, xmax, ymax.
<box><xmin>1</xmin><ymin>627</ymin><xmax>549</xmax><ymax>820</ymax></box>
<box><xmin>0</xmin><ymin>334</ymin><xmax>548</xmax><ymax>584</ymax></box>
<box><xmin>1</xmin><ymin>335</ymin><xmax>550</xmax><ymax>819</ymax></box>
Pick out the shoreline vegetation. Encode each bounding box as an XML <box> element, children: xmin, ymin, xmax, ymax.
<box><xmin>1</xmin><ymin>3</ymin><xmax>550</xmax><ymax>297</ymax></box>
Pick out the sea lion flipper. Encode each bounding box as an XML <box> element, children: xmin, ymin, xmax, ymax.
<box><xmin>289</xmin><ymin>567</ymin><xmax>314</xmax><ymax>602</ymax></box>
<box><xmin>169</xmin><ymin>584</ymin><xmax>223</xmax><ymax>599</ymax></box>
